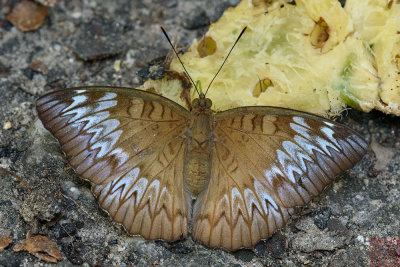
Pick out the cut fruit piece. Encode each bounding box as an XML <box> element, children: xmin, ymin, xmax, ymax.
<box><xmin>141</xmin><ymin>0</ymin><xmax>357</xmax><ymax>117</ymax></box>
<box><xmin>139</xmin><ymin>0</ymin><xmax>399</xmax><ymax>116</ymax></box>
<box><xmin>345</xmin><ymin>0</ymin><xmax>400</xmax><ymax>115</ymax></box>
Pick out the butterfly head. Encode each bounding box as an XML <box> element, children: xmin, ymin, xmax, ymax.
<box><xmin>192</xmin><ymin>93</ymin><xmax>212</xmax><ymax>110</ymax></box>
<box><xmin>161</xmin><ymin>26</ymin><xmax>246</xmax><ymax>112</ymax></box>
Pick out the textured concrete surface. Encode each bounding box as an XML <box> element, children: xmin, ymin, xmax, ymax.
<box><xmin>0</xmin><ymin>0</ymin><xmax>399</xmax><ymax>266</ymax></box>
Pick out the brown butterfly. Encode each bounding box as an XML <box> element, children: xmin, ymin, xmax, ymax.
<box><xmin>36</xmin><ymin>27</ymin><xmax>368</xmax><ymax>251</ymax></box>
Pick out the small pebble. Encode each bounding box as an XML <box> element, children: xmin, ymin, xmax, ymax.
<box><xmin>69</xmin><ymin>186</ymin><xmax>81</xmax><ymax>200</ymax></box>
<box><xmin>3</xmin><ymin>121</ymin><xmax>13</xmax><ymax>130</ymax></box>
<box><xmin>108</xmin><ymin>239</ymin><xmax>118</xmax><ymax>245</ymax></box>
<box><xmin>61</xmin><ymin>181</ymin><xmax>81</xmax><ymax>200</ymax></box>
<box><xmin>354</xmin><ymin>194</ymin><xmax>364</xmax><ymax>201</ymax></box>
<box><xmin>357</xmin><ymin>235</ymin><xmax>365</xmax><ymax>243</ymax></box>
<box><xmin>114</xmin><ymin>60</ymin><xmax>121</xmax><ymax>72</ymax></box>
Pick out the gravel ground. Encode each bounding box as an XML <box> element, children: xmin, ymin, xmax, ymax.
<box><xmin>0</xmin><ymin>0</ymin><xmax>399</xmax><ymax>266</ymax></box>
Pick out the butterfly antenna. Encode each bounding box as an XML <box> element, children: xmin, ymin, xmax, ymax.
<box><xmin>160</xmin><ymin>27</ymin><xmax>200</xmax><ymax>96</ymax></box>
<box><xmin>204</xmin><ymin>26</ymin><xmax>247</xmax><ymax>96</ymax></box>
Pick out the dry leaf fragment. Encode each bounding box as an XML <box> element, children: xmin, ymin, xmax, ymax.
<box><xmin>29</xmin><ymin>60</ymin><xmax>48</xmax><ymax>74</ymax></box>
<box><xmin>13</xmin><ymin>233</ymin><xmax>62</xmax><ymax>263</ymax></box>
<box><xmin>370</xmin><ymin>138</ymin><xmax>395</xmax><ymax>171</ymax></box>
<box><xmin>0</xmin><ymin>236</ymin><xmax>13</xmax><ymax>252</ymax></box>
<box><xmin>6</xmin><ymin>1</ymin><xmax>48</xmax><ymax>32</ymax></box>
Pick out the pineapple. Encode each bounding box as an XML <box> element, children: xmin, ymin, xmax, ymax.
<box><xmin>345</xmin><ymin>0</ymin><xmax>400</xmax><ymax>115</ymax></box>
<box><xmin>140</xmin><ymin>0</ymin><xmax>397</xmax><ymax>117</ymax></box>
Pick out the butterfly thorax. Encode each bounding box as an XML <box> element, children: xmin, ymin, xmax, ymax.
<box><xmin>184</xmin><ymin>94</ymin><xmax>214</xmax><ymax>196</ymax></box>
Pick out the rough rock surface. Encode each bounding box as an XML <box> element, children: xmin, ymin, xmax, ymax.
<box><xmin>0</xmin><ymin>0</ymin><xmax>399</xmax><ymax>266</ymax></box>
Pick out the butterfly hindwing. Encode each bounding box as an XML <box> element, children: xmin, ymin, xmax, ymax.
<box><xmin>192</xmin><ymin>143</ymin><xmax>294</xmax><ymax>250</ymax></box>
<box><xmin>192</xmin><ymin>106</ymin><xmax>367</xmax><ymax>250</ymax></box>
<box><xmin>36</xmin><ymin>87</ymin><xmax>190</xmax><ymax>241</ymax></box>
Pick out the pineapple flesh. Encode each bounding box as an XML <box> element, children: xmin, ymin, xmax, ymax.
<box><xmin>140</xmin><ymin>0</ymin><xmax>399</xmax><ymax>117</ymax></box>
<box><xmin>345</xmin><ymin>0</ymin><xmax>400</xmax><ymax>115</ymax></box>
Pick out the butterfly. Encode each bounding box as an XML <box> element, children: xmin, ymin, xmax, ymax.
<box><xmin>36</xmin><ymin>27</ymin><xmax>368</xmax><ymax>251</ymax></box>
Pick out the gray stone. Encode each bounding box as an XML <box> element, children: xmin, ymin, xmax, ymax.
<box><xmin>292</xmin><ymin>217</ymin><xmax>351</xmax><ymax>252</ymax></box>
<box><xmin>72</xmin><ymin>17</ymin><xmax>125</xmax><ymax>61</ymax></box>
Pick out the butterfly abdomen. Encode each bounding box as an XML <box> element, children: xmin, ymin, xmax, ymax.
<box><xmin>184</xmin><ymin>110</ymin><xmax>214</xmax><ymax>196</ymax></box>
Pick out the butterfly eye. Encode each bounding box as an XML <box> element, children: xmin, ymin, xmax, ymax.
<box><xmin>206</xmin><ymin>98</ymin><xmax>212</xmax><ymax>108</ymax></box>
<box><xmin>192</xmin><ymin>98</ymin><xmax>200</xmax><ymax>107</ymax></box>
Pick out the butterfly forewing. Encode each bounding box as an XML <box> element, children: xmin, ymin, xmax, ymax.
<box><xmin>192</xmin><ymin>106</ymin><xmax>367</xmax><ymax>250</ymax></box>
<box><xmin>36</xmin><ymin>87</ymin><xmax>190</xmax><ymax>241</ymax></box>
